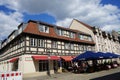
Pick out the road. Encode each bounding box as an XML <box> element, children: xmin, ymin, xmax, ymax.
<box><xmin>23</xmin><ymin>67</ymin><xmax>120</xmax><ymax>80</ymax></box>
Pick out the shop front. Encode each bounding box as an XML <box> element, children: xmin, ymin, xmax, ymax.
<box><xmin>32</xmin><ymin>55</ymin><xmax>60</xmax><ymax>74</ymax></box>
<box><xmin>60</xmin><ymin>56</ymin><xmax>74</xmax><ymax>71</ymax></box>
<box><xmin>9</xmin><ymin>57</ymin><xmax>19</xmax><ymax>71</ymax></box>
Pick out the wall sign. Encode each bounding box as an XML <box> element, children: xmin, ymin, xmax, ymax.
<box><xmin>25</xmin><ymin>57</ymin><xmax>32</xmax><ymax>61</ymax></box>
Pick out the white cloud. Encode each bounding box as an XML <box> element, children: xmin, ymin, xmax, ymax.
<box><xmin>1</xmin><ymin>0</ymin><xmax>120</xmax><ymax>40</ymax></box>
<box><xmin>101</xmin><ymin>24</ymin><xmax>120</xmax><ymax>32</ymax></box>
<box><xmin>56</xmin><ymin>18</ymin><xmax>72</xmax><ymax>28</ymax></box>
<box><xmin>0</xmin><ymin>11</ymin><xmax>23</xmax><ymax>39</ymax></box>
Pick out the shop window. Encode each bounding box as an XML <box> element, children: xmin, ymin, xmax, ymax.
<box><xmin>39</xmin><ymin>60</ymin><xmax>48</xmax><ymax>71</ymax></box>
<box><xmin>12</xmin><ymin>60</ymin><xmax>18</xmax><ymax>71</ymax></box>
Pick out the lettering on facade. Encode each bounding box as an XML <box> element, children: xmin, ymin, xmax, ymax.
<box><xmin>25</xmin><ymin>57</ymin><xmax>32</xmax><ymax>61</ymax></box>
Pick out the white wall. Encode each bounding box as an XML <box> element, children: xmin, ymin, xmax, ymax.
<box><xmin>22</xmin><ymin>55</ymin><xmax>37</xmax><ymax>73</ymax></box>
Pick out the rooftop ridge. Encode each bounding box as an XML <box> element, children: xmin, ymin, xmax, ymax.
<box><xmin>28</xmin><ymin>20</ymin><xmax>90</xmax><ymax>36</ymax></box>
<box><xmin>73</xmin><ymin>19</ymin><xmax>93</xmax><ymax>30</ymax></box>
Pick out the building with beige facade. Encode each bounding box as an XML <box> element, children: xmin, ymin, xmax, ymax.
<box><xmin>0</xmin><ymin>20</ymin><xmax>95</xmax><ymax>75</ymax></box>
<box><xmin>69</xmin><ymin>19</ymin><xmax>120</xmax><ymax>54</ymax></box>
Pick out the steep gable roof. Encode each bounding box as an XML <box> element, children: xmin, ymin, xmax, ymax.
<box><xmin>23</xmin><ymin>20</ymin><xmax>95</xmax><ymax>45</ymax></box>
<box><xmin>73</xmin><ymin>19</ymin><xmax>93</xmax><ymax>30</ymax></box>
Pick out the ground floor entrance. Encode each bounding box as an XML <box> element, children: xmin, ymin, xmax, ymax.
<box><xmin>0</xmin><ymin>55</ymin><xmax>75</xmax><ymax>75</ymax></box>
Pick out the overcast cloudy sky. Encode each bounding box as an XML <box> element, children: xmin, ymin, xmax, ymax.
<box><xmin>0</xmin><ymin>0</ymin><xmax>120</xmax><ymax>40</ymax></box>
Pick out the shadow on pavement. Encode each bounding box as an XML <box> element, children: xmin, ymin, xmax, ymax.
<box><xmin>90</xmin><ymin>72</ymin><xmax>120</xmax><ymax>80</ymax></box>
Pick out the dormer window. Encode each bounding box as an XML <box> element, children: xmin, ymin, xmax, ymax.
<box><xmin>69</xmin><ymin>32</ymin><xmax>75</xmax><ymax>38</ymax></box>
<box><xmin>39</xmin><ymin>24</ymin><xmax>49</xmax><ymax>33</ymax></box>
<box><xmin>63</xmin><ymin>30</ymin><xmax>69</xmax><ymax>37</ymax></box>
<box><xmin>88</xmin><ymin>36</ymin><xmax>92</xmax><ymax>41</ymax></box>
<box><xmin>79</xmin><ymin>34</ymin><xmax>92</xmax><ymax>41</ymax></box>
<box><xmin>58</xmin><ymin>29</ymin><xmax>63</xmax><ymax>36</ymax></box>
<box><xmin>57</xmin><ymin>28</ymin><xmax>75</xmax><ymax>38</ymax></box>
<box><xmin>79</xmin><ymin>34</ymin><xmax>84</xmax><ymax>40</ymax></box>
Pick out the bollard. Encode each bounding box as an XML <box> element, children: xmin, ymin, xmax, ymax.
<box><xmin>10</xmin><ymin>73</ymin><xmax>15</xmax><ymax>80</ymax></box>
<box><xmin>0</xmin><ymin>71</ymin><xmax>22</xmax><ymax>80</ymax></box>
<box><xmin>1</xmin><ymin>74</ymin><xmax>5</xmax><ymax>80</ymax></box>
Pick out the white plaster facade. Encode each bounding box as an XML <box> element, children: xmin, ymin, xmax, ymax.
<box><xmin>0</xmin><ymin>55</ymin><xmax>55</xmax><ymax>75</ymax></box>
<box><xmin>69</xmin><ymin>19</ymin><xmax>120</xmax><ymax>54</ymax></box>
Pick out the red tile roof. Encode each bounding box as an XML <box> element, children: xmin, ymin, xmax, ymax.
<box><xmin>23</xmin><ymin>20</ymin><xmax>95</xmax><ymax>45</ymax></box>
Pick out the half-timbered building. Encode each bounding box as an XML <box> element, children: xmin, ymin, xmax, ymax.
<box><xmin>0</xmin><ymin>20</ymin><xmax>95</xmax><ymax>75</ymax></box>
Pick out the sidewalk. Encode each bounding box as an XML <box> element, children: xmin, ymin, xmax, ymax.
<box><xmin>23</xmin><ymin>67</ymin><xmax>120</xmax><ymax>80</ymax></box>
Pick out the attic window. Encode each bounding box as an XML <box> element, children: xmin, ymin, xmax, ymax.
<box><xmin>38</xmin><ymin>24</ymin><xmax>49</xmax><ymax>33</ymax></box>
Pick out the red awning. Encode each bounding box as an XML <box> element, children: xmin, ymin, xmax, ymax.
<box><xmin>9</xmin><ymin>57</ymin><xmax>19</xmax><ymax>62</ymax></box>
<box><xmin>32</xmin><ymin>55</ymin><xmax>48</xmax><ymax>60</ymax></box>
<box><xmin>50</xmin><ymin>56</ymin><xmax>60</xmax><ymax>60</ymax></box>
<box><xmin>72</xmin><ymin>56</ymin><xmax>76</xmax><ymax>58</ymax></box>
<box><xmin>60</xmin><ymin>56</ymin><xmax>73</xmax><ymax>61</ymax></box>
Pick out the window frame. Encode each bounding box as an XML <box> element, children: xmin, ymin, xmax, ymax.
<box><xmin>69</xmin><ymin>32</ymin><xmax>75</xmax><ymax>38</ymax></box>
<box><xmin>65</xmin><ymin>43</ymin><xmax>70</xmax><ymax>49</ymax></box>
<box><xmin>79</xmin><ymin>34</ymin><xmax>84</xmax><ymax>40</ymax></box>
<box><xmin>30</xmin><ymin>38</ymin><xmax>37</xmax><ymax>46</ymax></box>
<box><xmin>38</xmin><ymin>39</ymin><xmax>45</xmax><ymax>47</ymax></box>
<box><xmin>51</xmin><ymin>41</ymin><xmax>58</xmax><ymax>48</ymax></box>
<box><xmin>38</xmin><ymin>24</ymin><xmax>49</xmax><ymax>33</ymax></box>
<box><xmin>39</xmin><ymin>60</ymin><xmax>48</xmax><ymax>71</ymax></box>
<box><xmin>70</xmin><ymin>43</ymin><xmax>74</xmax><ymax>50</ymax></box>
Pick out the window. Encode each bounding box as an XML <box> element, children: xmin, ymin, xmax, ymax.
<box><xmin>83</xmin><ymin>45</ymin><xmax>86</xmax><ymax>51</ymax></box>
<box><xmin>30</xmin><ymin>38</ymin><xmax>37</xmax><ymax>46</ymax></box>
<box><xmin>63</xmin><ymin>30</ymin><xmax>69</xmax><ymax>37</ymax></box>
<box><xmin>39</xmin><ymin>60</ymin><xmax>48</xmax><ymax>71</ymax></box>
<box><xmin>39</xmin><ymin>24</ymin><xmax>49</xmax><ymax>33</ymax></box>
<box><xmin>88</xmin><ymin>46</ymin><xmax>92</xmax><ymax>51</ymax></box>
<box><xmin>81</xmin><ymin>45</ymin><xmax>84</xmax><ymax>51</ymax></box>
<box><xmin>79</xmin><ymin>34</ymin><xmax>92</xmax><ymax>41</ymax></box>
<box><xmin>84</xmin><ymin>36</ymin><xmax>88</xmax><ymax>40</ymax></box>
<box><xmin>58</xmin><ymin>29</ymin><xmax>63</xmax><ymax>36</ymax></box>
<box><xmin>88</xmin><ymin>36</ymin><xmax>92</xmax><ymax>41</ymax></box>
<box><xmin>79</xmin><ymin>34</ymin><xmax>84</xmax><ymax>40</ymax></box>
<box><xmin>70</xmin><ymin>32</ymin><xmax>75</xmax><ymax>38</ymax></box>
<box><xmin>78</xmin><ymin>45</ymin><xmax>82</xmax><ymax>50</ymax></box>
<box><xmin>52</xmin><ymin>41</ymin><xmax>57</xmax><ymax>48</ymax></box>
<box><xmin>70</xmin><ymin>44</ymin><xmax>74</xmax><ymax>50</ymax></box>
<box><xmin>65</xmin><ymin>43</ymin><xmax>70</xmax><ymax>49</ymax></box>
<box><xmin>38</xmin><ymin>39</ymin><xmax>44</xmax><ymax>47</ymax></box>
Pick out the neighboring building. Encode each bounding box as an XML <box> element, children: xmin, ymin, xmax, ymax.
<box><xmin>92</xmin><ymin>28</ymin><xmax>120</xmax><ymax>53</ymax></box>
<box><xmin>0</xmin><ymin>20</ymin><xmax>95</xmax><ymax>74</ymax></box>
<box><xmin>70</xmin><ymin>19</ymin><xmax>120</xmax><ymax>53</ymax></box>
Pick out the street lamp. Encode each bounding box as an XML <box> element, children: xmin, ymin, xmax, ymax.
<box><xmin>47</xmin><ymin>48</ymin><xmax>51</xmax><ymax>76</ymax></box>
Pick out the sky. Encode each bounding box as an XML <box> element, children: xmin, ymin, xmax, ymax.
<box><xmin>0</xmin><ymin>0</ymin><xmax>120</xmax><ymax>40</ymax></box>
